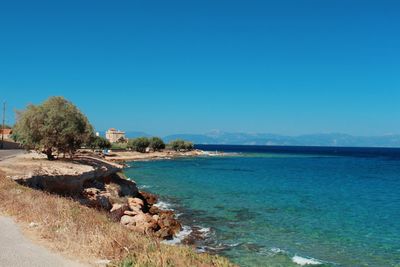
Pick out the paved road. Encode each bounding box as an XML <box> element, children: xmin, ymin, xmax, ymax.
<box><xmin>0</xmin><ymin>216</ymin><xmax>87</xmax><ymax>267</ymax></box>
<box><xmin>0</xmin><ymin>149</ymin><xmax>24</xmax><ymax>161</ymax></box>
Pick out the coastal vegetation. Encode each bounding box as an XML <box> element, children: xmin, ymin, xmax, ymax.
<box><xmin>127</xmin><ymin>137</ymin><xmax>166</xmax><ymax>153</ymax></box>
<box><xmin>168</xmin><ymin>139</ymin><xmax>194</xmax><ymax>151</ymax></box>
<box><xmin>13</xmin><ymin>96</ymin><xmax>94</xmax><ymax>160</ymax></box>
<box><xmin>128</xmin><ymin>137</ymin><xmax>151</xmax><ymax>153</ymax></box>
<box><xmin>89</xmin><ymin>136</ymin><xmax>111</xmax><ymax>150</ymax></box>
<box><xmin>11</xmin><ymin>96</ymin><xmax>196</xmax><ymax>157</ymax></box>
<box><xmin>116</xmin><ymin>136</ymin><xmax>128</xmax><ymax>143</ymax></box>
<box><xmin>149</xmin><ymin>137</ymin><xmax>166</xmax><ymax>151</ymax></box>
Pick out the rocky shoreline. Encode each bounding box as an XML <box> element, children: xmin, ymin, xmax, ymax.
<box><xmin>104</xmin><ymin>149</ymin><xmax>207</xmax><ymax>163</ymax></box>
<box><xmin>80</xmin><ymin>172</ymin><xmax>182</xmax><ymax>240</ymax></box>
<box><xmin>0</xmin><ymin>149</ymin><xmax>232</xmax><ymax>244</ymax></box>
<box><xmin>0</xmin><ymin>151</ymin><xmax>188</xmax><ymax>242</ymax></box>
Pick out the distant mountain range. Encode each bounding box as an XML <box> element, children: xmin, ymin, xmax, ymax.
<box><xmin>100</xmin><ymin>130</ymin><xmax>400</xmax><ymax>147</ymax></box>
<box><xmin>164</xmin><ymin>131</ymin><xmax>400</xmax><ymax>148</ymax></box>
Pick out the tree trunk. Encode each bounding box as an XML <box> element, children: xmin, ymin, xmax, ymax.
<box><xmin>45</xmin><ymin>148</ymin><xmax>55</xmax><ymax>160</ymax></box>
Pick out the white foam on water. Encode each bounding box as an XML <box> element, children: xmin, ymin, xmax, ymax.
<box><xmin>270</xmin><ymin>247</ymin><xmax>285</xmax><ymax>254</ymax></box>
<box><xmin>198</xmin><ymin>227</ymin><xmax>211</xmax><ymax>233</ymax></box>
<box><xmin>227</xmin><ymin>242</ymin><xmax>241</xmax><ymax>248</ymax></box>
<box><xmin>193</xmin><ymin>226</ymin><xmax>212</xmax><ymax>238</ymax></box>
<box><xmin>292</xmin><ymin>255</ymin><xmax>322</xmax><ymax>266</ymax></box>
<box><xmin>162</xmin><ymin>226</ymin><xmax>192</xmax><ymax>245</ymax></box>
<box><xmin>154</xmin><ymin>201</ymin><xmax>173</xmax><ymax>210</ymax></box>
<box><xmin>196</xmin><ymin>247</ymin><xmax>207</xmax><ymax>253</ymax></box>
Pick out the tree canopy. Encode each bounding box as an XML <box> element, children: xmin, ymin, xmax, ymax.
<box><xmin>149</xmin><ymin>137</ymin><xmax>165</xmax><ymax>151</ymax></box>
<box><xmin>168</xmin><ymin>139</ymin><xmax>194</xmax><ymax>151</ymax></box>
<box><xmin>13</xmin><ymin>96</ymin><xmax>94</xmax><ymax>159</ymax></box>
<box><xmin>127</xmin><ymin>137</ymin><xmax>150</xmax><ymax>153</ymax></box>
<box><xmin>89</xmin><ymin>136</ymin><xmax>111</xmax><ymax>150</ymax></box>
<box><xmin>116</xmin><ymin>136</ymin><xmax>128</xmax><ymax>143</ymax></box>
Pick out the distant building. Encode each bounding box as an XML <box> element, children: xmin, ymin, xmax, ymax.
<box><xmin>106</xmin><ymin>128</ymin><xmax>126</xmax><ymax>143</ymax></box>
<box><xmin>0</xmin><ymin>128</ymin><xmax>12</xmax><ymax>140</ymax></box>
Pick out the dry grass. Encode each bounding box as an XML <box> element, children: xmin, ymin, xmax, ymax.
<box><xmin>0</xmin><ymin>172</ymin><xmax>235</xmax><ymax>267</ymax></box>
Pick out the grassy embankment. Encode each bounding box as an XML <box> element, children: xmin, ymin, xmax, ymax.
<box><xmin>0</xmin><ymin>172</ymin><xmax>234</xmax><ymax>267</ymax></box>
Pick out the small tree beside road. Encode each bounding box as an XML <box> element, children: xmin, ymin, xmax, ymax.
<box><xmin>13</xmin><ymin>96</ymin><xmax>94</xmax><ymax>160</ymax></box>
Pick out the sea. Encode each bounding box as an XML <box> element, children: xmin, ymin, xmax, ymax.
<box><xmin>124</xmin><ymin>145</ymin><xmax>400</xmax><ymax>267</ymax></box>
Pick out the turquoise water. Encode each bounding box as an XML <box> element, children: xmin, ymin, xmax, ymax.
<box><xmin>124</xmin><ymin>152</ymin><xmax>400</xmax><ymax>266</ymax></box>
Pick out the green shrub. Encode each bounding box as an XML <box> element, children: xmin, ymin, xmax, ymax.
<box><xmin>127</xmin><ymin>137</ymin><xmax>150</xmax><ymax>153</ymax></box>
<box><xmin>168</xmin><ymin>139</ymin><xmax>194</xmax><ymax>151</ymax></box>
<box><xmin>89</xmin><ymin>136</ymin><xmax>111</xmax><ymax>150</ymax></box>
<box><xmin>149</xmin><ymin>137</ymin><xmax>165</xmax><ymax>151</ymax></box>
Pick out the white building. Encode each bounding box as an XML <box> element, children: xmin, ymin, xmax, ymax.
<box><xmin>105</xmin><ymin>128</ymin><xmax>126</xmax><ymax>143</ymax></box>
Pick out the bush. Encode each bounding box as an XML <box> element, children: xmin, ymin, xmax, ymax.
<box><xmin>184</xmin><ymin>141</ymin><xmax>194</xmax><ymax>151</ymax></box>
<box><xmin>13</xmin><ymin>96</ymin><xmax>94</xmax><ymax>160</ymax></box>
<box><xmin>149</xmin><ymin>137</ymin><xmax>165</xmax><ymax>151</ymax></box>
<box><xmin>89</xmin><ymin>136</ymin><xmax>111</xmax><ymax>150</ymax></box>
<box><xmin>127</xmin><ymin>137</ymin><xmax>150</xmax><ymax>153</ymax></box>
<box><xmin>116</xmin><ymin>136</ymin><xmax>127</xmax><ymax>143</ymax></box>
<box><xmin>168</xmin><ymin>139</ymin><xmax>194</xmax><ymax>151</ymax></box>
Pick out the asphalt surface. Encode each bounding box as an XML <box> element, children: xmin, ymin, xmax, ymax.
<box><xmin>0</xmin><ymin>216</ymin><xmax>87</xmax><ymax>267</ymax></box>
<box><xmin>0</xmin><ymin>149</ymin><xmax>24</xmax><ymax>161</ymax></box>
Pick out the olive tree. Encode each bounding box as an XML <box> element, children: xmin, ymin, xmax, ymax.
<box><xmin>127</xmin><ymin>137</ymin><xmax>150</xmax><ymax>153</ymax></box>
<box><xmin>89</xmin><ymin>136</ymin><xmax>111</xmax><ymax>150</ymax></box>
<box><xmin>13</xmin><ymin>96</ymin><xmax>94</xmax><ymax>160</ymax></box>
<box><xmin>168</xmin><ymin>139</ymin><xmax>194</xmax><ymax>151</ymax></box>
<box><xmin>116</xmin><ymin>136</ymin><xmax>127</xmax><ymax>143</ymax></box>
<box><xmin>184</xmin><ymin>141</ymin><xmax>194</xmax><ymax>151</ymax></box>
<box><xmin>149</xmin><ymin>137</ymin><xmax>165</xmax><ymax>151</ymax></box>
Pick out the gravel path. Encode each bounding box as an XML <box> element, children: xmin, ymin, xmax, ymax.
<box><xmin>0</xmin><ymin>216</ymin><xmax>87</xmax><ymax>267</ymax></box>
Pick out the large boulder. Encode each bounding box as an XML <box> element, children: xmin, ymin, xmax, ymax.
<box><xmin>109</xmin><ymin>203</ymin><xmax>129</xmax><ymax>221</ymax></box>
<box><xmin>128</xmin><ymin>197</ymin><xmax>144</xmax><ymax>211</ymax></box>
<box><xmin>124</xmin><ymin>210</ymin><xmax>140</xmax><ymax>216</ymax></box>
<box><xmin>126</xmin><ymin>212</ymin><xmax>159</xmax><ymax>233</ymax></box>
<box><xmin>120</xmin><ymin>211</ymin><xmax>159</xmax><ymax>233</ymax></box>
<box><xmin>148</xmin><ymin>205</ymin><xmax>161</xmax><ymax>215</ymax></box>
<box><xmin>81</xmin><ymin>188</ymin><xmax>112</xmax><ymax>211</ymax></box>
<box><xmin>156</xmin><ymin>210</ymin><xmax>182</xmax><ymax>239</ymax></box>
<box><xmin>139</xmin><ymin>191</ymin><xmax>158</xmax><ymax>205</ymax></box>
<box><xmin>120</xmin><ymin>215</ymin><xmax>136</xmax><ymax>226</ymax></box>
<box><xmin>108</xmin><ymin>173</ymin><xmax>139</xmax><ymax>197</ymax></box>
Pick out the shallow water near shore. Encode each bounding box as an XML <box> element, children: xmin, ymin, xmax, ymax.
<box><xmin>124</xmin><ymin>146</ymin><xmax>400</xmax><ymax>267</ymax></box>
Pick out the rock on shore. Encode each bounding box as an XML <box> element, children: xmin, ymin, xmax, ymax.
<box><xmin>80</xmin><ymin>172</ymin><xmax>182</xmax><ymax>240</ymax></box>
<box><xmin>0</xmin><ymin>152</ymin><xmax>182</xmax><ymax>241</ymax></box>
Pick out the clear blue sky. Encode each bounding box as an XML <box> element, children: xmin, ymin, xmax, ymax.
<box><xmin>1</xmin><ymin>0</ymin><xmax>399</xmax><ymax>136</ymax></box>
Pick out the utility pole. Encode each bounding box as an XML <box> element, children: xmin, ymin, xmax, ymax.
<box><xmin>1</xmin><ymin>102</ymin><xmax>5</xmax><ymax>149</ymax></box>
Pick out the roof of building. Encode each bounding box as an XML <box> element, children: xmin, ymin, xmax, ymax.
<box><xmin>0</xmin><ymin>128</ymin><xmax>12</xmax><ymax>134</ymax></box>
<box><xmin>107</xmin><ymin>128</ymin><xmax>125</xmax><ymax>134</ymax></box>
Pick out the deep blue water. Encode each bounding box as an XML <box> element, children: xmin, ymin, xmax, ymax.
<box><xmin>124</xmin><ymin>145</ymin><xmax>400</xmax><ymax>266</ymax></box>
